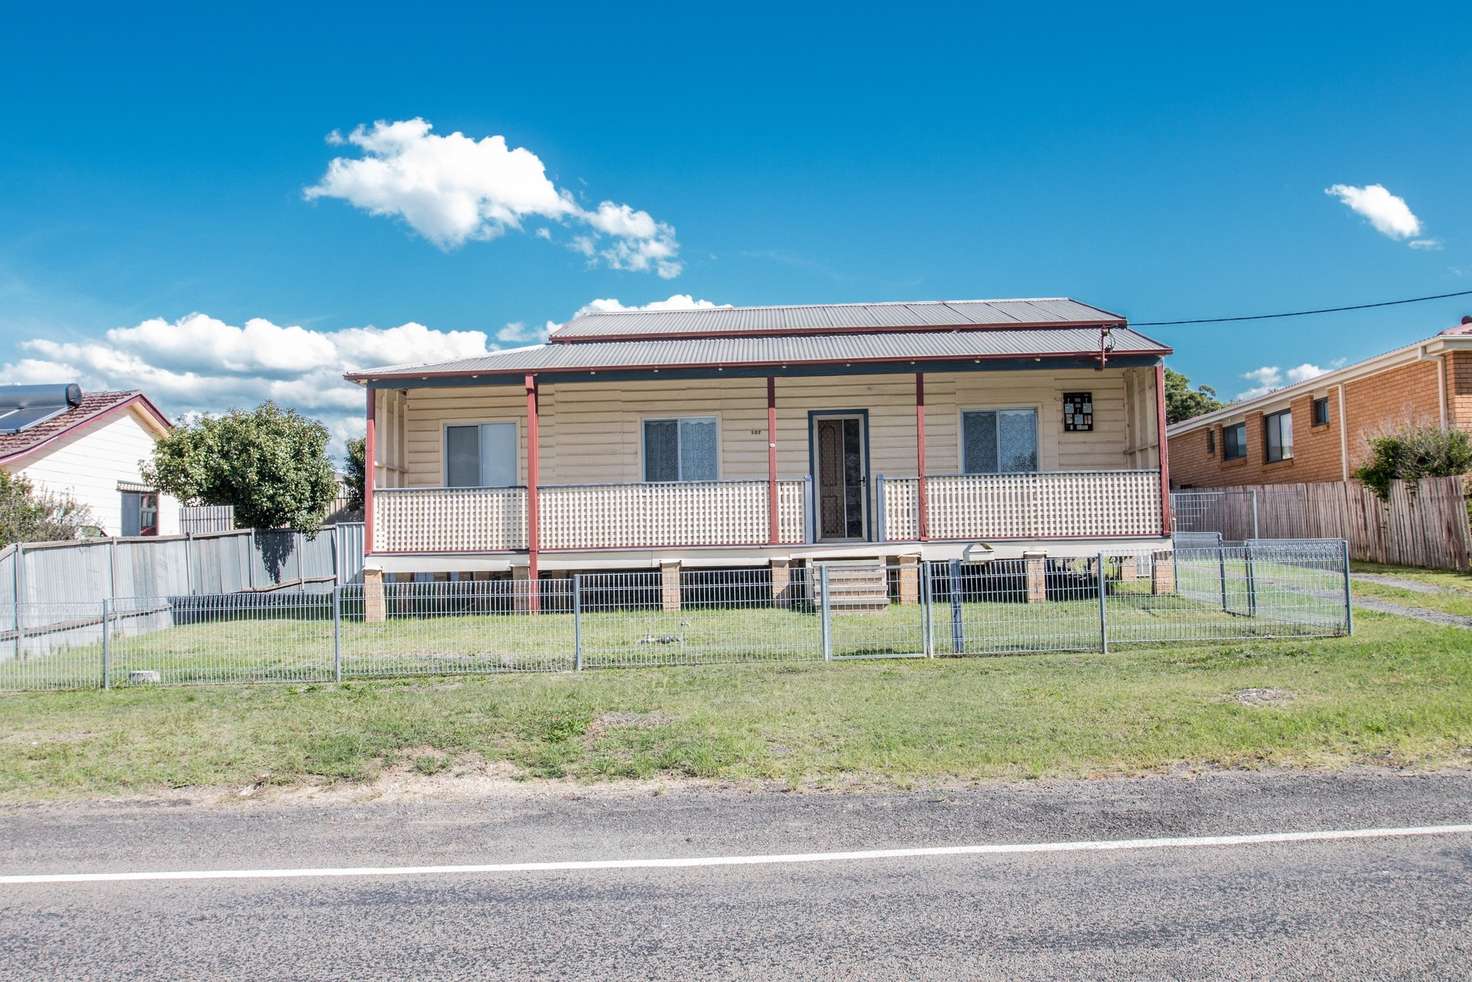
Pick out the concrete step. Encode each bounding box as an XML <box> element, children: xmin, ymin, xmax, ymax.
<box><xmin>812</xmin><ymin>561</ymin><xmax>890</xmax><ymax>611</ymax></box>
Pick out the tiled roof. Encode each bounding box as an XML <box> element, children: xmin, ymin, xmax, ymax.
<box><xmin>552</xmin><ymin>298</ymin><xmax>1124</xmax><ymax>341</ymax></box>
<box><xmin>0</xmin><ymin>391</ymin><xmax>153</xmax><ymax>462</ymax></box>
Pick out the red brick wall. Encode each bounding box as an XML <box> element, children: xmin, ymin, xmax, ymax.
<box><xmin>1449</xmin><ymin>351</ymin><xmax>1472</xmax><ymax>431</ymax></box>
<box><xmin>1168</xmin><ymin>355</ymin><xmax>1459</xmax><ymax>488</ymax></box>
<box><xmin>1169</xmin><ymin>394</ymin><xmax>1343</xmax><ymax>488</ymax></box>
<box><xmin>1343</xmin><ymin>359</ymin><xmax>1444</xmax><ymax>469</ymax></box>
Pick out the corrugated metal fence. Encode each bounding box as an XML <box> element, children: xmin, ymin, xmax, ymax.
<box><xmin>0</xmin><ymin>523</ymin><xmax>365</xmax><ymax>609</ymax></box>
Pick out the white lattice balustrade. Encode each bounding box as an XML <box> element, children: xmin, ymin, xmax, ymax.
<box><xmin>539</xmin><ymin>480</ymin><xmax>807</xmax><ymax>550</ymax></box>
<box><xmin>374</xmin><ymin>487</ymin><xmax>528</xmax><ymax>552</ymax></box>
<box><xmin>882</xmin><ymin>471</ymin><xmax>1161</xmax><ymax>541</ymax></box>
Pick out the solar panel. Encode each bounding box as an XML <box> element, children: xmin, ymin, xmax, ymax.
<box><xmin>0</xmin><ymin>405</ymin><xmax>70</xmax><ymax>434</ymax></box>
<box><xmin>0</xmin><ymin>383</ymin><xmax>83</xmax><ymax>434</ymax></box>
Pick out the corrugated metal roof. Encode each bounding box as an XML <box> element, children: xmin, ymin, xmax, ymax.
<box><xmin>552</xmin><ymin>298</ymin><xmax>1124</xmax><ymax>340</ymax></box>
<box><xmin>352</xmin><ymin>325</ymin><xmax>1168</xmax><ymax>380</ymax></box>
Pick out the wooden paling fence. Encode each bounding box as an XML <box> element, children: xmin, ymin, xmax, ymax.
<box><xmin>1209</xmin><ymin>477</ymin><xmax>1472</xmax><ymax>571</ymax></box>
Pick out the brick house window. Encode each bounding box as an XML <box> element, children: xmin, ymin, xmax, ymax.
<box><xmin>1312</xmin><ymin>396</ymin><xmax>1330</xmax><ymax>427</ymax></box>
<box><xmin>1223</xmin><ymin>422</ymin><xmax>1247</xmax><ymax>461</ymax></box>
<box><xmin>1205</xmin><ymin>429</ymin><xmax>1215</xmax><ymax>455</ymax></box>
<box><xmin>1264</xmin><ymin>409</ymin><xmax>1293</xmax><ymax>462</ymax></box>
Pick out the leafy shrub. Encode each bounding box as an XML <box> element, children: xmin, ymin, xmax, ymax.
<box><xmin>0</xmin><ymin>471</ymin><xmax>95</xmax><ymax>547</ymax></box>
<box><xmin>1353</xmin><ymin>425</ymin><xmax>1472</xmax><ymax>501</ymax></box>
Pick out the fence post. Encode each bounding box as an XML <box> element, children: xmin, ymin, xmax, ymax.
<box><xmin>803</xmin><ymin>475</ymin><xmax>815</xmax><ymax>544</ymax></box>
<box><xmin>332</xmin><ymin>586</ymin><xmax>342</xmax><ymax>683</ymax></box>
<box><xmin>295</xmin><ymin>533</ymin><xmax>306</xmax><ymax>594</ymax></box>
<box><xmin>12</xmin><ymin>543</ymin><xmax>21</xmax><ymax>662</ymax></box>
<box><xmin>101</xmin><ymin>599</ymin><xmax>111</xmax><ymax>690</ymax></box>
<box><xmin>819</xmin><ymin>565</ymin><xmax>832</xmax><ymax>661</ymax></box>
<box><xmin>948</xmin><ymin>559</ymin><xmax>964</xmax><ymax>654</ymax></box>
<box><xmin>246</xmin><ymin>532</ymin><xmax>256</xmax><ymax>592</ymax></box>
<box><xmin>875</xmin><ymin>474</ymin><xmax>887</xmax><ymax>542</ymax></box>
<box><xmin>920</xmin><ymin>561</ymin><xmax>934</xmax><ymax>658</ymax></box>
<box><xmin>1250</xmin><ymin>492</ymin><xmax>1260</xmax><ymax>539</ymax></box>
<box><xmin>1216</xmin><ymin>543</ymin><xmax>1229</xmax><ymax>612</ymax></box>
<box><xmin>1244</xmin><ymin>542</ymin><xmax>1258</xmax><ymax>617</ymax></box>
<box><xmin>1096</xmin><ymin>552</ymin><xmax>1108</xmax><ymax>653</ymax></box>
<box><xmin>108</xmin><ymin>538</ymin><xmax>118</xmax><ymax>604</ymax></box>
<box><xmin>572</xmin><ymin>574</ymin><xmax>583</xmax><ymax>671</ymax></box>
<box><xmin>1341</xmin><ymin>539</ymin><xmax>1354</xmax><ymax>636</ymax></box>
<box><xmin>183</xmin><ymin>532</ymin><xmax>194</xmax><ymax>596</ymax></box>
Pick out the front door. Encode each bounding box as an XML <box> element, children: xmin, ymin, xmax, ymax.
<box><xmin>814</xmin><ymin>415</ymin><xmax>866</xmax><ymax>541</ymax></box>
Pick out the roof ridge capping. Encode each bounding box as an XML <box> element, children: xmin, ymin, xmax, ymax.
<box><xmin>577</xmin><ymin>297</ymin><xmax>1116</xmax><ymax>317</ymax></box>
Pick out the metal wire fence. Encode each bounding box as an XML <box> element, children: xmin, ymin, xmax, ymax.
<box><xmin>0</xmin><ymin>543</ymin><xmax>1353</xmax><ymax>692</ymax></box>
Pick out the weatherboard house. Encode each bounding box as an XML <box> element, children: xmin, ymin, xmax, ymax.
<box><xmin>0</xmin><ymin>384</ymin><xmax>178</xmax><ymax>537</ymax></box>
<box><xmin>346</xmin><ymin>298</ymin><xmax>1175</xmax><ymax>611</ymax></box>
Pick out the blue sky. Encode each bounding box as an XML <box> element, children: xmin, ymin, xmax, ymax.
<box><xmin>2</xmin><ymin>2</ymin><xmax>1469</xmax><ymax>446</ymax></box>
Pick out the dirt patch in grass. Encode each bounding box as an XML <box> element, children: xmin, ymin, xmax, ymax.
<box><xmin>1233</xmin><ymin>687</ymin><xmax>1296</xmax><ymax>708</ymax></box>
<box><xmin>584</xmin><ymin>711</ymin><xmax>675</xmax><ymax>742</ymax></box>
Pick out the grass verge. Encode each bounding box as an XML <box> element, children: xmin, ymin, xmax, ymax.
<box><xmin>1</xmin><ymin>613</ymin><xmax>1467</xmax><ymax>802</ymax></box>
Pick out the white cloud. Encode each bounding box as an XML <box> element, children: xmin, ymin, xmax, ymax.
<box><xmin>305</xmin><ymin>118</ymin><xmax>683</xmax><ymax>276</ymax></box>
<box><xmin>1286</xmin><ymin>363</ymin><xmax>1326</xmax><ymax>384</ymax></box>
<box><xmin>496</xmin><ymin>320</ymin><xmax>557</xmax><ymax>345</ymax></box>
<box><xmin>0</xmin><ymin>314</ymin><xmax>497</xmax><ymax>459</ymax></box>
<box><xmin>574</xmin><ymin>294</ymin><xmax>727</xmax><ymax>316</ymax></box>
<box><xmin>0</xmin><ymin>297</ymin><xmax>724</xmax><ymax>458</ymax></box>
<box><xmin>1409</xmin><ymin>238</ymin><xmax>1443</xmax><ymax>251</ymax></box>
<box><xmin>1324</xmin><ymin>183</ymin><xmax>1424</xmax><ymax>242</ymax></box>
<box><xmin>1235</xmin><ymin>362</ymin><xmax>1328</xmax><ymax>400</ymax></box>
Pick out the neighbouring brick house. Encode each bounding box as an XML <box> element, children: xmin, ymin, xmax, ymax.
<box><xmin>1168</xmin><ymin>318</ymin><xmax>1472</xmax><ymax>488</ymax></box>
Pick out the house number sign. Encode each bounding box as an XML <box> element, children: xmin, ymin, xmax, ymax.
<box><xmin>1062</xmin><ymin>392</ymin><xmax>1093</xmax><ymax>432</ymax></box>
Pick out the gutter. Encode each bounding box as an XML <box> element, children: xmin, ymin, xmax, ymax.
<box><xmin>1168</xmin><ymin>334</ymin><xmax>1472</xmax><ymax>436</ymax></box>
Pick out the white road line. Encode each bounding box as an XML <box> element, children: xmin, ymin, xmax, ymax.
<box><xmin>4</xmin><ymin>823</ymin><xmax>1470</xmax><ymax>886</ymax></box>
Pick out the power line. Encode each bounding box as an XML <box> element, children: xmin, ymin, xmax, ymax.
<box><xmin>1134</xmin><ymin>289</ymin><xmax>1472</xmax><ymax>327</ymax></box>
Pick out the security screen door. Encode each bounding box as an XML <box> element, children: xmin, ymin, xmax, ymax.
<box><xmin>815</xmin><ymin>415</ymin><xmax>866</xmax><ymax>541</ymax></box>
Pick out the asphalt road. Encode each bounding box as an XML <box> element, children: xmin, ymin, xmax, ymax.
<box><xmin>1</xmin><ymin>771</ymin><xmax>1470</xmax><ymax>979</ymax></box>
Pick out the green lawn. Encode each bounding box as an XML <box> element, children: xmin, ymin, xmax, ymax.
<box><xmin>0</xmin><ymin>613</ymin><xmax>1465</xmax><ymax>801</ymax></box>
<box><xmin>1</xmin><ymin>580</ymin><xmax>1347</xmax><ymax>691</ymax></box>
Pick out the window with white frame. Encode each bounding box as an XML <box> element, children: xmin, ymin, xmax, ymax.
<box><xmin>1264</xmin><ymin>409</ymin><xmax>1293</xmax><ymax>462</ymax></box>
<box><xmin>445</xmin><ymin>422</ymin><xmax>518</xmax><ymax>487</ymax></box>
<box><xmin>961</xmin><ymin>409</ymin><xmax>1038</xmax><ymax>474</ymax></box>
<box><xmin>643</xmin><ymin>416</ymin><xmax>718</xmax><ymax>482</ymax></box>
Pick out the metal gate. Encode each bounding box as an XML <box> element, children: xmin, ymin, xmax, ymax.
<box><xmin>818</xmin><ymin>562</ymin><xmax>929</xmax><ymax>659</ymax></box>
<box><xmin>1172</xmin><ymin>490</ymin><xmax>1258</xmax><ymax>541</ymax></box>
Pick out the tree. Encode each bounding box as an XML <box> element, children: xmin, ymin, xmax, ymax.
<box><xmin>1164</xmin><ymin>368</ymin><xmax>1225</xmax><ymax>424</ymax></box>
<box><xmin>0</xmin><ymin>471</ymin><xmax>96</xmax><ymax>547</ymax></box>
<box><xmin>144</xmin><ymin>403</ymin><xmax>339</xmax><ymax>531</ymax></box>
<box><xmin>1353</xmin><ymin>425</ymin><xmax>1472</xmax><ymax>502</ymax></box>
<box><xmin>344</xmin><ymin>436</ymin><xmax>366</xmax><ymax>514</ymax></box>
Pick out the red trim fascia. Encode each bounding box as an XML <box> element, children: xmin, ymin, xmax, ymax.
<box><xmin>364</xmin><ymin>388</ymin><xmax>376</xmax><ymax>555</ymax></box>
<box><xmin>1154</xmin><ymin>362</ymin><xmax>1173</xmax><ymax>536</ymax></box>
<box><xmin>0</xmin><ymin>393</ymin><xmax>173</xmax><ymax>468</ymax></box>
<box><xmin>542</xmin><ymin>540</ymin><xmax>806</xmax><ymax>553</ymax></box>
<box><xmin>548</xmin><ymin>319</ymin><xmax>1129</xmax><ymax>345</ymax></box>
<box><xmin>766</xmin><ymin>376</ymin><xmax>778</xmax><ymax>545</ymax></box>
<box><xmin>345</xmin><ymin>348</ymin><xmax>1174</xmax><ymax>384</ymax></box>
<box><xmin>525</xmin><ymin>374</ymin><xmax>541</xmax><ymax>610</ymax></box>
<box><xmin>915</xmin><ymin>373</ymin><xmax>929</xmax><ymax>541</ymax></box>
<box><xmin>370</xmin><ymin>533</ymin><xmax>1168</xmax><ymax>557</ymax></box>
<box><xmin>883</xmin><ymin>533</ymin><xmax>1172</xmax><ymax>545</ymax></box>
<box><xmin>365</xmin><ymin>549</ymin><xmax>524</xmax><ymax>557</ymax></box>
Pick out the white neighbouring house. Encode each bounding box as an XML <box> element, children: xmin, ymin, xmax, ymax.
<box><xmin>0</xmin><ymin>384</ymin><xmax>180</xmax><ymax>537</ymax></box>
